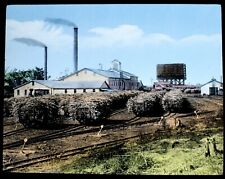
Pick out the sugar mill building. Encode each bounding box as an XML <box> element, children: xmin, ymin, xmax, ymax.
<box><xmin>200</xmin><ymin>78</ymin><xmax>223</xmax><ymax>96</ymax></box>
<box><xmin>13</xmin><ymin>60</ymin><xmax>139</xmax><ymax>97</ymax></box>
<box><xmin>61</xmin><ymin>60</ymin><xmax>139</xmax><ymax>91</ymax></box>
<box><xmin>14</xmin><ymin>80</ymin><xmax>110</xmax><ymax>97</ymax></box>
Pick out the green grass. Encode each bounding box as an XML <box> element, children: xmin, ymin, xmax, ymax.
<box><xmin>60</xmin><ymin>128</ymin><xmax>223</xmax><ymax>175</ymax></box>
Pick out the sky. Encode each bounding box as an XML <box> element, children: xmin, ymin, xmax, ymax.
<box><xmin>5</xmin><ymin>4</ymin><xmax>222</xmax><ymax>86</ymax></box>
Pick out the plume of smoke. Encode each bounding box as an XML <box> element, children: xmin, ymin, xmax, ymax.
<box><xmin>14</xmin><ymin>38</ymin><xmax>46</xmax><ymax>48</ymax></box>
<box><xmin>45</xmin><ymin>18</ymin><xmax>77</xmax><ymax>28</ymax></box>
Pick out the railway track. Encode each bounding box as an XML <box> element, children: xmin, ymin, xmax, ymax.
<box><xmin>3</xmin><ymin>108</ymin><xmax>172</xmax><ymax>150</ymax></box>
<box><xmin>5</xmin><ymin>123</ymin><xmax>220</xmax><ymax>172</ymax></box>
<box><xmin>3</xmin><ymin>109</ymin><xmax>166</xmax><ymax>171</ymax></box>
<box><xmin>3</xmin><ymin>130</ymin><xmax>162</xmax><ymax>172</ymax></box>
<box><xmin>3</xmin><ymin>116</ymin><xmax>145</xmax><ymax>149</ymax></box>
<box><xmin>3</xmin><ymin>108</ymin><xmax>137</xmax><ymax>149</ymax></box>
<box><xmin>3</xmin><ymin>127</ymin><xmax>29</xmax><ymax>137</ymax></box>
<box><xmin>3</xmin><ymin>107</ymin><xmax>179</xmax><ymax>150</ymax></box>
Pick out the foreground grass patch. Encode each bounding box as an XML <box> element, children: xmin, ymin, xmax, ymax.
<box><xmin>61</xmin><ymin>130</ymin><xmax>223</xmax><ymax>175</ymax></box>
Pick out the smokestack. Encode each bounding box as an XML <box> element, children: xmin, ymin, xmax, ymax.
<box><xmin>74</xmin><ymin>27</ymin><xmax>78</xmax><ymax>72</ymax></box>
<box><xmin>14</xmin><ymin>37</ymin><xmax>48</xmax><ymax>80</ymax></box>
<box><xmin>44</xmin><ymin>46</ymin><xmax>47</xmax><ymax>80</ymax></box>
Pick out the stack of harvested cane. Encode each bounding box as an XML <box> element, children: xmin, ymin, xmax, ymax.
<box><xmin>17</xmin><ymin>96</ymin><xmax>59</xmax><ymax>128</ymax></box>
<box><xmin>7</xmin><ymin>91</ymin><xmax>139</xmax><ymax>127</ymax></box>
<box><xmin>127</xmin><ymin>91</ymin><xmax>165</xmax><ymax>116</ymax></box>
<box><xmin>162</xmin><ymin>89</ymin><xmax>194</xmax><ymax>113</ymax></box>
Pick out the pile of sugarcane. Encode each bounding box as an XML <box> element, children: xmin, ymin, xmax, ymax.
<box><xmin>3</xmin><ymin>97</ymin><xmax>21</xmax><ymax>117</ymax></box>
<box><xmin>127</xmin><ymin>91</ymin><xmax>165</xmax><ymax>116</ymax></box>
<box><xmin>16</xmin><ymin>96</ymin><xmax>59</xmax><ymax>128</ymax></box>
<box><xmin>162</xmin><ymin>89</ymin><xmax>194</xmax><ymax>113</ymax></box>
<box><xmin>68</xmin><ymin>91</ymin><xmax>138</xmax><ymax>125</ymax></box>
<box><xmin>6</xmin><ymin>91</ymin><xmax>139</xmax><ymax>127</ymax></box>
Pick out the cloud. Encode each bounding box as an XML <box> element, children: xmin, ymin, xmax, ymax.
<box><xmin>6</xmin><ymin>19</ymin><xmax>72</xmax><ymax>51</ymax></box>
<box><xmin>6</xmin><ymin>20</ymin><xmax>221</xmax><ymax>50</ymax></box>
<box><xmin>144</xmin><ymin>33</ymin><xmax>176</xmax><ymax>45</ymax></box>
<box><xmin>179</xmin><ymin>34</ymin><xmax>221</xmax><ymax>44</ymax></box>
<box><xmin>80</xmin><ymin>24</ymin><xmax>221</xmax><ymax>48</ymax></box>
<box><xmin>81</xmin><ymin>24</ymin><xmax>144</xmax><ymax>48</ymax></box>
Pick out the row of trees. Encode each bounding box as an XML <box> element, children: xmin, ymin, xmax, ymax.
<box><xmin>4</xmin><ymin>67</ymin><xmax>45</xmax><ymax>98</ymax></box>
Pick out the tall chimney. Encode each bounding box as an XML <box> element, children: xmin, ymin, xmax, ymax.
<box><xmin>74</xmin><ymin>27</ymin><xmax>78</xmax><ymax>72</ymax></box>
<box><xmin>44</xmin><ymin>46</ymin><xmax>47</xmax><ymax>80</ymax></box>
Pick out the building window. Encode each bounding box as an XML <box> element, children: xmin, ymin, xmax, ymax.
<box><xmin>93</xmin><ymin>89</ymin><xmax>95</xmax><ymax>92</ymax></box>
<box><xmin>83</xmin><ymin>89</ymin><xmax>86</xmax><ymax>93</ymax></box>
<box><xmin>76</xmin><ymin>73</ymin><xmax>78</xmax><ymax>76</ymax></box>
<box><xmin>84</xmin><ymin>70</ymin><xmax>87</xmax><ymax>74</ymax></box>
<box><xmin>17</xmin><ymin>90</ymin><xmax>20</xmax><ymax>96</ymax></box>
<box><xmin>74</xmin><ymin>89</ymin><xmax>77</xmax><ymax>93</ymax></box>
<box><xmin>65</xmin><ymin>89</ymin><xmax>67</xmax><ymax>94</ymax></box>
<box><xmin>24</xmin><ymin>90</ymin><xmax>27</xmax><ymax>96</ymax></box>
<box><xmin>32</xmin><ymin>81</ymin><xmax>34</xmax><ymax>86</ymax></box>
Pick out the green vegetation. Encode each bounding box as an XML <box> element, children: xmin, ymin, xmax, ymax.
<box><xmin>4</xmin><ymin>67</ymin><xmax>45</xmax><ymax>97</ymax></box>
<box><xmin>60</xmin><ymin>129</ymin><xmax>223</xmax><ymax>175</ymax></box>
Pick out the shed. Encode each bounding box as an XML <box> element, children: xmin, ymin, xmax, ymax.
<box><xmin>14</xmin><ymin>80</ymin><xmax>110</xmax><ymax>97</ymax></box>
<box><xmin>200</xmin><ymin>78</ymin><xmax>223</xmax><ymax>95</ymax></box>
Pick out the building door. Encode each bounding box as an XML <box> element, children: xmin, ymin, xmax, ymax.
<box><xmin>209</xmin><ymin>87</ymin><xmax>218</xmax><ymax>95</ymax></box>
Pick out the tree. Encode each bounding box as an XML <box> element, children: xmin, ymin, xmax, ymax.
<box><xmin>4</xmin><ymin>67</ymin><xmax>45</xmax><ymax>97</ymax></box>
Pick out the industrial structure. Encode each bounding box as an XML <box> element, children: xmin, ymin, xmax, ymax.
<box><xmin>13</xmin><ymin>60</ymin><xmax>139</xmax><ymax>97</ymax></box>
<box><xmin>44</xmin><ymin>46</ymin><xmax>48</xmax><ymax>80</ymax></box>
<box><xmin>12</xmin><ymin>19</ymin><xmax>140</xmax><ymax>97</ymax></box>
<box><xmin>45</xmin><ymin>18</ymin><xmax>78</xmax><ymax>73</ymax></box>
<box><xmin>61</xmin><ymin>59</ymin><xmax>139</xmax><ymax>91</ymax></box>
<box><xmin>200</xmin><ymin>78</ymin><xmax>223</xmax><ymax>95</ymax></box>
<box><xmin>153</xmin><ymin>63</ymin><xmax>201</xmax><ymax>93</ymax></box>
<box><xmin>74</xmin><ymin>27</ymin><xmax>78</xmax><ymax>72</ymax></box>
<box><xmin>14</xmin><ymin>80</ymin><xmax>110</xmax><ymax>97</ymax></box>
<box><xmin>157</xmin><ymin>63</ymin><xmax>186</xmax><ymax>85</ymax></box>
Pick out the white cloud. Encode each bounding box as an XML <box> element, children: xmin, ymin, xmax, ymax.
<box><xmin>6</xmin><ymin>19</ymin><xmax>72</xmax><ymax>51</ymax></box>
<box><xmin>80</xmin><ymin>24</ymin><xmax>221</xmax><ymax>48</ymax></box>
<box><xmin>6</xmin><ymin>20</ymin><xmax>221</xmax><ymax>50</ymax></box>
<box><xmin>179</xmin><ymin>34</ymin><xmax>221</xmax><ymax>44</ymax></box>
<box><xmin>81</xmin><ymin>24</ymin><xmax>143</xmax><ymax>48</ymax></box>
<box><xmin>144</xmin><ymin>33</ymin><xmax>176</xmax><ymax>45</ymax></box>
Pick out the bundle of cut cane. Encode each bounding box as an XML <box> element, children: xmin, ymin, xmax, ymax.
<box><xmin>162</xmin><ymin>89</ymin><xmax>194</xmax><ymax>113</ymax></box>
<box><xmin>3</xmin><ymin>97</ymin><xmax>22</xmax><ymax>117</ymax></box>
<box><xmin>127</xmin><ymin>91</ymin><xmax>165</xmax><ymax>116</ymax></box>
<box><xmin>70</xmin><ymin>91</ymin><xmax>138</xmax><ymax>125</ymax></box>
<box><xmin>13</xmin><ymin>91</ymin><xmax>139</xmax><ymax>127</ymax></box>
<box><xmin>17</xmin><ymin>96</ymin><xmax>59</xmax><ymax>128</ymax></box>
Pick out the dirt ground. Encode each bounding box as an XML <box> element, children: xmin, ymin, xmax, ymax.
<box><xmin>2</xmin><ymin>95</ymin><xmax>223</xmax><ymax>172</ymax></box>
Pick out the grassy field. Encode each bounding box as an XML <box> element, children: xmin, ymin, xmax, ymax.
<box><xmin>59</xmin><ymin>128</ymin><xmax>223</xmax><ymax>175</ymax></box>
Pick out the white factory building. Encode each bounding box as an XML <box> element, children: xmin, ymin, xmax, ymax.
<box><xmin>14</xmin><ymin>80</ymin><xmax>110</xmax><ymax>97</ymax></box>
<box><xmin>61</xmin><ymin>60</ymin><xmax>139</xmax><ymax>91</ymax></box>
<box><xmin>13</xmin><ymin>60</ymin><xmax>139</xmax><ymax>97</ymax></box>
<box><xmin>200</xmin><ymin>78</ymin><xmax>223</xmax><ymax>96</ymax></box>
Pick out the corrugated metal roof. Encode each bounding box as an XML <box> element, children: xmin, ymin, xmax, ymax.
<box><xmin>62</xmin><ymin>68</ymin><xmax>137</xmax><ymax>80</ymax></box>
<box><xmin>200</xmin><ymin>78</ymin><xmax>223</xmax><ymax>87</ymax></box>
<box><xmin>34</xmin><ymin>80</ymin><xmax>109</xmax><ymax>89</ymax></box>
